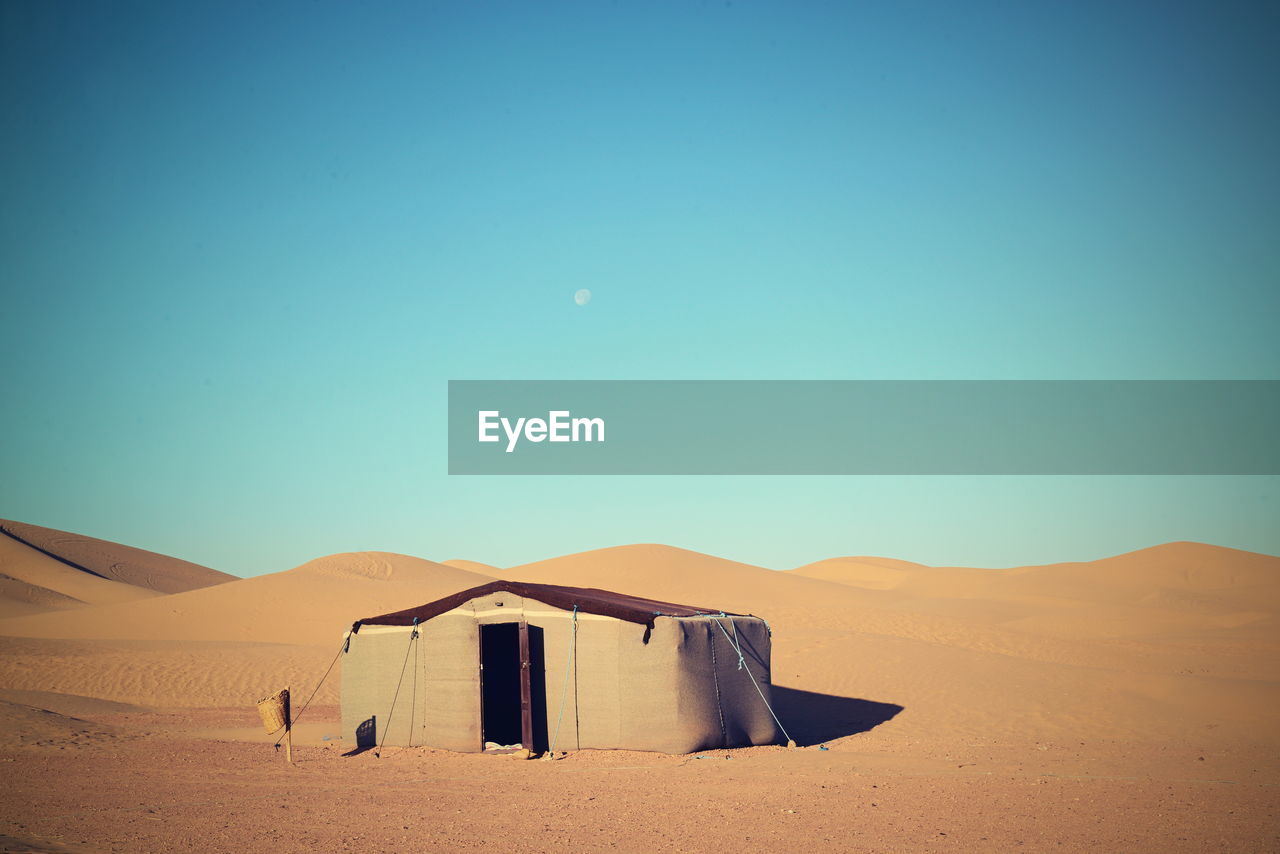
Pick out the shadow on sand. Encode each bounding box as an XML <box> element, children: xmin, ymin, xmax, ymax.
<box><xmin>770</xmin><ymin>686</ymin><xmax>903</xmax><ymax>746</ymax></box>
<box><xmin>341</xmin><ymin>715</ymin><xmax>376</xmax><ymax>755</ymax></box>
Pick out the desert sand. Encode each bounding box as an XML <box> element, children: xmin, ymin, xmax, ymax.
<box><xmin>0</xmin><ymin>526</ymin><xmax>1275</xmax><ymax>852</ymax></box>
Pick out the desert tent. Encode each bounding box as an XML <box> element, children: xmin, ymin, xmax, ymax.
<box><xmin>340</xmin><ymin>580</ymin><xmax>782</xmax><ymax>754</ymax></box>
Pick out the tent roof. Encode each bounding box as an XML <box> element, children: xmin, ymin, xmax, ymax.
<box><xmin>354</xmin><ymin>580</ymin><xmax>748</xmax><ymax>631</ymax></box>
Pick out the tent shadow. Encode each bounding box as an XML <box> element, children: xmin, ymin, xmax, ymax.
<box><xmin>340</xmin><ymin>744</ymin><xmax>375</xmax><ymax>757</ymax></box>
<box><xmin>770</xmin><ymin>686</ymin><xmax>903</xmax><ymax>746</ymax></box>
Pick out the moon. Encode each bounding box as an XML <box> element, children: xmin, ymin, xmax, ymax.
<box><xmin>574</xmin><ymin>288</ymin><xmax>592</xmax><ymax>306</ymax></box>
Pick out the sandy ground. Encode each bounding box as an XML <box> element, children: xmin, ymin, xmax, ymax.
<box><xmin>0</xmin><ymin>706</ymin><xmax>1273</xmax><ymax>854</ymax></box>
<box><xmin>0</xmin><ymin>534</ymin><xmax>1276</xmax><ymax>852</ymax></box>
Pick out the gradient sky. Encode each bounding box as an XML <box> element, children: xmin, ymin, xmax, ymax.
<box><xmin>2</xmin><ymin>1</ymin><xmax>1277</xmax><ymax>576</ymax></box>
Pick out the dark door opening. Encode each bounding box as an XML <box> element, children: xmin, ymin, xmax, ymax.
<box><xmin>480</xmin><ymin>622</ymin><xmax>547</xmax><ymax>751</ymax></box>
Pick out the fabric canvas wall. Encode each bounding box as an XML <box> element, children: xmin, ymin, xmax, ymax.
<box><xmin>339</xmin><ymin>615</ymin><xmax>480</xmax><ymax>752</ymax></box>
<box><xmin>340</xmin><ymin>593</ymin><xmax>779</xmax><ymax>754</ymax></box>
<box><xmin>673</xmin><ymin>616</ymin><xmax>780</xmax><ymax>752</ymax></box>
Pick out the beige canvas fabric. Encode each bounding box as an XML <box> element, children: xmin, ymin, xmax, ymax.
<box><xmin>340</xmin><ymin>590</ymin><xmax>779</xmax><ymax>753</ymax></box>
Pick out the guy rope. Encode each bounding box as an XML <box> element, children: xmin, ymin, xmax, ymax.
<box><xmin>710</xmin><ymin>613</ymin><xmax>796</xmax><ymax>748</ymax></box>
<box><xmin>271</xmin><ymin>633</ymin><xmax>348</xmax><ymax>750</ymax></box>
<box><xmin>547</xmin><ymin>604</ymin><xmax>579</xmax><ymax>756</ymax></box>
<box><xmin>376</xmin><ymin>616</ymin><xmax>420</xmax><ymax>758</ymax></box>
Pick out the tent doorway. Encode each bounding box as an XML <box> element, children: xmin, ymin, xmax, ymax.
<box><xmin>480</xmin><ymin>622</ymin><xmax>547</xmax><ymax>751</ymax></box>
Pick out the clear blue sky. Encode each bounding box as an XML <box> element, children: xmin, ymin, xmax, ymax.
<box><xmin>2</xmin><ymin>1</ymin><xmax>1277</xmax><ymax>576</ymax></box>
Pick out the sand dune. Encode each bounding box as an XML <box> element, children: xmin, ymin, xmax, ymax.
<box><xmin>0</xmin><ymin>636</ymin><xmax>342</xmax><ymax>709</ymax></box>
<box><xmin>794</xmin><ymin>541</ymin><xmax>1277</xmax><ymax>602</ymax></box>
<box><xmin>792</xmin><ymin>542</ymin><xmax>1280</xmax><ymax>642</ymax></box>
<box><xmin>503</xmin><ymin>543</ymin><xmax>888</xmax><ymax>616</ymax></box>
<box><xmin>499</xmin><ymin>543</ymin><xmax>977</xmax><ymax>655</ymax></box>
<box><xmin>788</xmin><ymin>555</ymin><xmax>925</xmax><ymax>590</ymax></box>
<box><xmin>0</xmin><ymin>531</ymin><xmax>1277</xmax><ymax>850</ymax></box>
<box><xmin>0</xmin><ymin>520</ymin><xmax>235</xmax><ymax>621</ymax></box>
<box><xmin>0</xmin><ymin>550</ymin><xmax>498</xmax><ymax>708</ymax></box>
<box><xmin>0</xmin><ymin>529</ymin><xmax>162</xmax><ymax>617</ymax></box>
<box><xmin>993</xmin><ymin>542</ymin><xmax>1280</xmax><ymax>610</ymax></box>
<box><xmin>0</xmin><ymin>689</ymin><xmax>145</xmax><ymax>717</ymax></box>
<box><xmin>0</xmin><ymin>533</ymin><xmax>1275</xmax><ymax>758</ymax></box>
<box><xmin>0</xmin><ymin>551</ymin><xmax>495</xmax><ymax>647</ymax></box>
<box><xmin>500</xmin><ymin>542</ymin><xmax>1266</xmax><ymax>668</ymax></box>
<box><xmin>442</xmin><ymin>559</ymin><xmax>502</xmax><ymax>574</ymax></box>
<box><xmin>498</xmin><ymin>541</ymin><xmax>1280</xmax><ymax>746</ymax></box>
<box><xmin>0</xmin><ymin>698</ymin><xmax>124</xmax><ymax>750</ymax></box>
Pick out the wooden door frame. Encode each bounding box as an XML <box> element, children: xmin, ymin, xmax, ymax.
<box><xmin>518</xmin><ymin>620</ymin><xmax>533</xmax><ymax>750</ymax></box>
<box><xmin>478</xmin><ymin>621</ymin><xmax>534</xmax><ymax>752</ymax></box>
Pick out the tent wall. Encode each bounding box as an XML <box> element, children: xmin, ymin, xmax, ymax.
<box><xmin>340</xmin><ymin>592</ymin><xmax>778</xmax><ymax>754</ymax></box>
<box><xmin>672</xmin><ymin>616</ymin><xmax>779</xmax><ymax>752</ymax></box>
<box><xmin>339</xmin><ymin>614</ymin><xmax>481</xmax><ymax>752</ymax></box>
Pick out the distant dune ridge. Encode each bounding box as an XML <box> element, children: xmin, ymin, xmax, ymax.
<box><xmin>503</xmin><ymin>543</ymin><xmax>856</xmax><ymax>614</ymax></box>
<box><xmin>792</xmin><ymin>541</ymin><xmax>1278</xmax><ymax>600</ymax></box>
<box><xmin>0</xmin><ymin>519</ymin><xmax>235</xmax><ymax>618</ymax></box>
<box><xmin>441</xmin><ymin>559</ymin><xmax>502</xmax><ymax>574</ymax></box>
<box><xmin>0</xmin><ymin>522</ymin><xmax>1276</xmax><ymax>756</ymax></box>
<box><xmin>0</xmin><ymin>550</ymin><xmax>496</xmax><ymax>646</ymax></box>
<box><xmin>790</xmin><ymin>541</ymin><xmax>1280</xmax><ymax>640</ymax></box>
